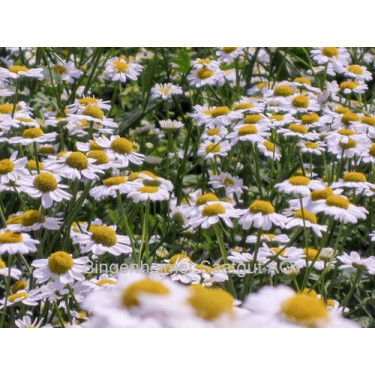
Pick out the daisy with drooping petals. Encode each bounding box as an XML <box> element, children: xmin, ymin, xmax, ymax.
<box><xmin>337</xmin><ymin>251</ymin><xmax>375</xmax><ymax>275</ymax></box>
<box><xmin>198</xmin><ymin>138</ymin><xmax>231</xmax><ymax>160</ymax></box>
<box><xmin>0</xmin><ymin>64</ymin><xmax>44</xmax><ymax>80</ymax></box>
<box><xmin>228</xmin><ymin>123</ymin><xmax>270</xmax><ymax>146</ymax></box>
<box><xmin>89</xmin><ymin>175</ymin><xmax>129</xmax><ymax>200</ymax></box>
<box><xmin>187</xmin><ymin>65</ymin><xmax>225</xmax><ymax>88</ymax></box>
<box><xmin>0</xmin><ymin>257</ymin><xmax>21</xmax><ymax>279</ymax></box>
<box><xmin>21</xmin><ymin>172</ymin><xmax>72</xmax><ymax>209</ymax></box>
<box><xmin>246</xmin><ymin>233</ymin><xmax>290</xmax><ymax>245</ymax></box>
<box><xmin>0</xmin><ymin>230</ymin><xmax>39</xmax><ymax>255</ymax></box>
<box><xmin>257</xmin><ymin>139</ymin><xmax>281</xmax><ymax>160</ymax></box>
<box><xmin>0</xmin><ymin>289</ymin><xmax>41</xmax><ymax>309</ymax></box>
<box><xmin>216</xmin><ymin>47</ymin><xmax>244</xmax><ymax>63</ymax></box>
<box><xmin>284</xmin><ymin>209</ymin><xmax>327</xmax><ymax>237</ymax></box>
<box><xmin>342</xmin><ymin>64</ymin><xmax>372</xmax><ymax>81</ymax></box>
<box><xmin>310</xmin><ymin>48</ymin><xmax>350</xmax><ymax>71</ymax></box>
<box><xmin>239</xmin><ymin>200</ymin><xmax>286</xmax><ymax>231</ymax></box>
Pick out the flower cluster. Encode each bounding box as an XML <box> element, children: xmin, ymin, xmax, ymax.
<box><xmin>0</xmin><ymin>47</ymin><xmax>375</xmax><ymax>328</ymax></box>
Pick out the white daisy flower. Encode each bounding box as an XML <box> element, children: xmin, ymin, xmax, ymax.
<box><xmin>151</xmin><ymin>83</ymin><xmax>183</xmax><ymax>100</ymax></box>
<box><xmin>284</xmin><ymin>209</ymin><xmax>327</xmax><ymax>237</ymax></box>
<box><xmin>95</xmin><ymin>135</ymin><xmax>145</xmax><ymax>167</ymax></box>
<box><xmin>342</xmin><ymin>64</ymin><xmax>372</xmax><ymax>81</ymax></box>
<box><xmin>216</xmin><ymin>47</ymin><xmax>244</xmax><ymax>63</ymax></box>
<box><xmin>67</xmin><ymin>96</ymin><xmax>111</xmax><ymax>114</ymax></box>
<box><xmin>257</xmin><ymin>139</ymin><xmax>281</xmax><ymax>160</ymax></box>
<box><xmin>9</xmin><ymin>128</ymin><xmax>57</xmax><ymax>145</ymax></box>
<box><xmin>339</xmin><ymin>80</ymin><xmax>368</xmax><ymax>94</ymax></box>
<box><xmin>44</xmin><ymin>151</ymin><xmax>104</xmax><ymax>181</ymax></box>
<box><xmin>32</xmin><ymin>251</ymin><xmax>88</xmax><ymax>289</ymax></box>
<box><xmin>0</xmin><ymin>289</ymin><xmax>41</xmax><ymax>309</ymax></box>
<box><xmin>21</xmin><ymin>172</ymin><xmax>72</xmax><ymax>209</ymax></box>
<box><xmin>209</xmin><ymin>172</ymin><xmax>245</xmax><ymax>199</ymax></box>
<box><xmin>239</xmin><ymin>200</ymin><xmax>286</xmax><ymax>230</ymax></box>
<box><xmin>89</xmin><ymin>175</ymin><xmax>128</xmax><ymax>200</ymax></box>
<box><xmin>310</xmin><ymin>48</ymin><xmax>350</xmax><ymax>71</ymax></box>
<box><xmin>159</xmin><ymin>119</ymin><xmax>184</xmax><ymax>132</ymax></box>
<box><xmin>0</xmin><ymin>64</ymin><xmax>44</xmax><ymax>80</ymax></box>
<box><xmin>311</xmin><ymin>194</ymin><xmax>368</xmax><ymax>223</ymax></box>
<box><xmin>52</xmin><ymin>61</ymin><xmax>82</xmax><ymax>83</ymax></box>
<box><xmin>227</xmin><ymin>123</ymin><xmax>270</xmax><ymax>146</ymax></box>
<box><xmin>0</xmin><ymin>230</ymin><xmax>39</xmax><ymax>255</ymax></box>
<box><xmin>6</xmin><ymin>210</ymin><xmax>62</xmax><ymax>232</ymax></box>
<box><xmin>337</xmin><ymin>251</ymin><xmax>375</xmax><ymax>274</ymax></box>
<box><xmin>72</xmin><ymin>225</ymin><xmax>132</xmax><ymax>258</ymax></box>
<box><xmin>246</xmin><ymin>233</ymin><xmax>290</xmax><ymax>245</ymax></box>
<box><xmin>277</xmin><ymin>123</ymin><xmax>319</xmax><ymax>140</ymax></box>
<box><xmin>243</xmin><ymin>285</ymin><xmax>358</xmax><ymax>328</ymax></box>
<box><xmin>188</xmin><ymin>200</ymin><xmax>243</xmax><ymax>229</ymax></box>
<box><xmin>0</xmin><ymin>257</ymin><xmax>21</xmax><ymax>279</ymax></box>
<box><xmin>104</xmin><ymin>57</ymin><xmax>143</xmax><ymax>82</ymax></box>
<box><xmin>275</xmin><ymin>176</ymin><xmax>325</xmax><ymax>197</ymax></box>
<box><xmin>187</xmin><ymin>66</ymin><xmax>225</xmax><ymax>88</ymax></box>
<box><xmin>0</xmin><ymin>151</ymin><xmax>28</xmax><ymax>184</ymax></box>
<box><xmin>198</xmin><ymin>138</ymin><xmax>231</xmax><ymax>160</ymax></box>
<box><xmin>331</xmin><ymin>171</ymin><xmax>375</xmax><ymax>193</ymax></box>
<box><xmin>298</xmin><ymin>141</ymin><xmax>325</xmax><ymax>155</ymax></box>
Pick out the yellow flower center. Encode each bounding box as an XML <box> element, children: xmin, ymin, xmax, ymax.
<box><xmin>53</xmin><ymin>65</ymin><xmax>67</xmax><ymax>74</ymax></box>
<box><xmin>340</xmin><ymin>81</ymin><xmax>360</xmax><ymax>91</ymax></box>
<box><xmin>0</xmin><ymin>159</ymin><xmax>14</xmax><ymax>174</ymax></box>
<box><xmin>292</xmin><ymin>95</ymin><xmax>309</xmax><ymax>108</ymax></box>
<box><xmin>65</xmin><ymin>152</ymin><xmax>89</xmax><ymax>170</ymax></box>
<box><xmin>294</xmin><ymin>77</ymin><xmax>311</xmax><ymax>85</ymax></box>
<box><xmin>8</xmin><ymin>291</ymin><xmax>29</xmax><ymax>303</ymax></box>
<box><xmin>207</xmin><ymin>128</ymin><xmax>220</xmax><ymax>136</ymax></box>
<box><xmin>122</xmin><ymin>279</ymin><xmax>170</xmax><ymax>308</ymax></box>
<box><xmin>22</xmin><ymin>128</ymin><xmax>45</xmax><ymax>139</ymax></box>
<box><xmin>90</xmin><ymin>226</ymin><xmax>117</xmax><ymax>247</ymax></box>
<box><xmin>281</xmin><ymin>293</ymin><xmax>328</xmax><ymax>327</ymax></box>
<box><xmin>196</xmin><ymin>193</ymin><xmax>219</xmax><ymax>206</ymax></box>
<box><xmin>342</xmin><ymin>112</ymin><xmax>359</xmax><ymax>125</ymax></box>
<box><xmin>202</xmin><ymin>203</ymin><xmax>226</xmax><ymax>216</ymax></box>
<box><xmin>263</xmin><ymin>140</ymin><xmax>275</xmax><ymax>152</ymax></box>
<box><xmin>244</xmin><ymin>114</ymin><xmax>262</xmax><ymax>124</ymax></box>
<box><xmin>262</xmin><ymin>233</ymin><xmax>276</xmax><ymax>239</ymax></box>
<box><xmin>16</xmin><ymin>117</ymin><xmax>33</xmax><ymax>123</ymax></box>
<box><xmin>137</xmin><ymin>186</ymin><xmax>159</xmax><ymax>194</ymax></box>
<box><xmin>205</xmin><ymin>143</ymin><xmax>221</xmax><ymax>153</ymax></box>
<box><xmin>79</xmin><ymin>97</ymin><xmax>99</xmax><ymax>106</ymax></box>
<box><xmin>28</xmin><ymin>160</ymin><xmax>44</xmax><ymax>171</ymax></box>
<box><xmin>82</xmin><ymin>105</ymin><xmax>104</xmax><ymax>120</ymax></box>
<box><xmin>22</xmin><ymin>210</ymin><xmax>45</xmax><ymax>227</ymax></box>
<box><xmin>6</xmin><ymin>215</ymin><xmax>23</xmax><ymax>225</ymax></box>
<box><xmin>301</xmin><ymin>113</ymin><xmax>320</xmax><ymax>125</ymax></box>
<box><xmin>0</xmin><ymin>103</ymin><xmax>15</xmax><ymax>114</ymax></box>
<box><xmin>361</xmin><ymin>116</ymin><xmax>375</xmax><ymax>126</ymax></box>
<box><xmin>39</xmin><ymin>146</ymin><xmax>55</xmax><ymax>155</ymax></box>
<box><xmin>343</xmin><ymin>171</ymin><xmax>366</xmax><ymax>183</ymax></box>
<box><xmin>249</xmin><ymin>200</ymin><xmax>275</xmax><ymax>215</ymax></box>
<box><xmin>270</xmin><ymin>114</ymin><xmax>284</xmax><ymax>121</ymax></box>
<box><xmin>223</xmin><ymin>47</ymin><xmax>237</xmax><ymax>54</ymax></box>
<box><xmin>326</xmin><ymin>195</ymin><xmax>350</xmax><ymax>209</ymax></box>
<box><xmin>9</xmin><ymin>65</ymin><xmax>29</xmax><ymax>74</ymax></box>
<box><xmin>48</xmin><ymin>251</ymin><xmax>74</xmax><ymax>275</ymax></box>
<box><xmin>169</xmin><ymin>254</ymin><xmax>191</xmax><ymax>264</ymax></box>
<box><xmin>294</xmin><ymin>209</ymin><xmax>317</xmax><ymax>224</ymax></box>
<box><xmin>347</xmin><ymin>65</ymin><xmax>363</xmax><ymax>75</ymax></box>
<box><xmin>104</xmin><ymin>176</ymin><xmax>127</xmax><ymax>186</ymax></box>
<box><xmin>33</xmin><ymin>173</ymin><xmax>58</xmax><ymax>192</ymax></box>
<box><xmin>211</xmin><ymin>106</ymin><xmax>231</xmax><ymax>117</ymax></box>
<box><xmin>335</xmin><ymin>106</ymin><xmax>351</xmax><ymax>115</ymax></box>
<box><xmin>0</xmin><ymin>258</ymin><xmax>6</xmax><ymax>269</ymax></box>
<box><xmin>238</xmin><ymin>125</ymin><xmax>258</xmax><ymax>136</ymax></box>
<box><xmin>128</xmin><ymin>170</ymin><xmax>158</xmax><ymax>181</ymax></box>
<box><xmin>322</xmin><ymin>47</ymin><xmax>339</xmax><ymax>58</ymax></box>
<box><xmin>87</xmin><ymin>150</ymin><xmax>109</xmax><ymax>164</ymax></box>
<box><xmin>339</xmin><ymin>139</ymin><xmax>357</xmax><ymax>150</ymax></box>
<box><xmin>338</xmin><ymin>128</ymin><xmax>356</xmax><ymax>136</ymax></box>
<box><xmin>0</xmin><ymin>232</ymin><xmax>22</xmax><ymax>243</ymax></box>
<box><xmin>111</xmin><ymin>137</ymin><xmax>133</xmax><ymax>154</ymax></box>
<box><xmin>270</xmin><ymin>247</ymin><xmax>285</xmax><ymax>256</ymax></box>
<box><xmin>223</xmin><ymin>177</ymin><xmax>234</xmax><ymax>186</ymax></box>
<box><xmin>188</xmin><ymin>284</ymin><xmax>234</xmax><ymax>320</ymax></box>
<box><xmin>305</xmin><ymin>142</ymin><xmax>318</xmax><ymax>149</ymax></box>
<box><xmin>289</xmin><ymin>176</ymin><xmax>311</xmax><ymax>186</ymax></box>
<box><xmin>274</xmin><ymin>85</ymin><xmax>293</xmax><ymax>97</ymax></box>
<box><xmin>288</xmin><ymin>123</ymin><xmax>307</xmax><ymax>134</ymax></box>
<box><xmin>12</xmin><ymin>280</ymin><xmax>28</xmax><ymax>293</ymax></box>
<box><xmin>197</xmin><ymin>68</ymin><xmax>214</xmax><ymax>79</ymax></box>
<box><xmin>234</xmin><ymin>102</ymin><xmax>254</xmax><ymax>110</ymax></box>
<box><xmin>311</xmin><ymin>187</ymin><xmax>333</xmax><ymax>201</ymax></box>
<box><xmin>369</xmin><ymin>144</ymin><xmax>375</xmax><ymax>157</ymax></box>
<box><xmin>114</xmin><ymin>60</ymin><xmax>128</xmax><ymax>73</ymax></box>
<box><xmin>97</xmin><ymin>279</ymin><xmax>116</xmax><ymax>287</ymax></box>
